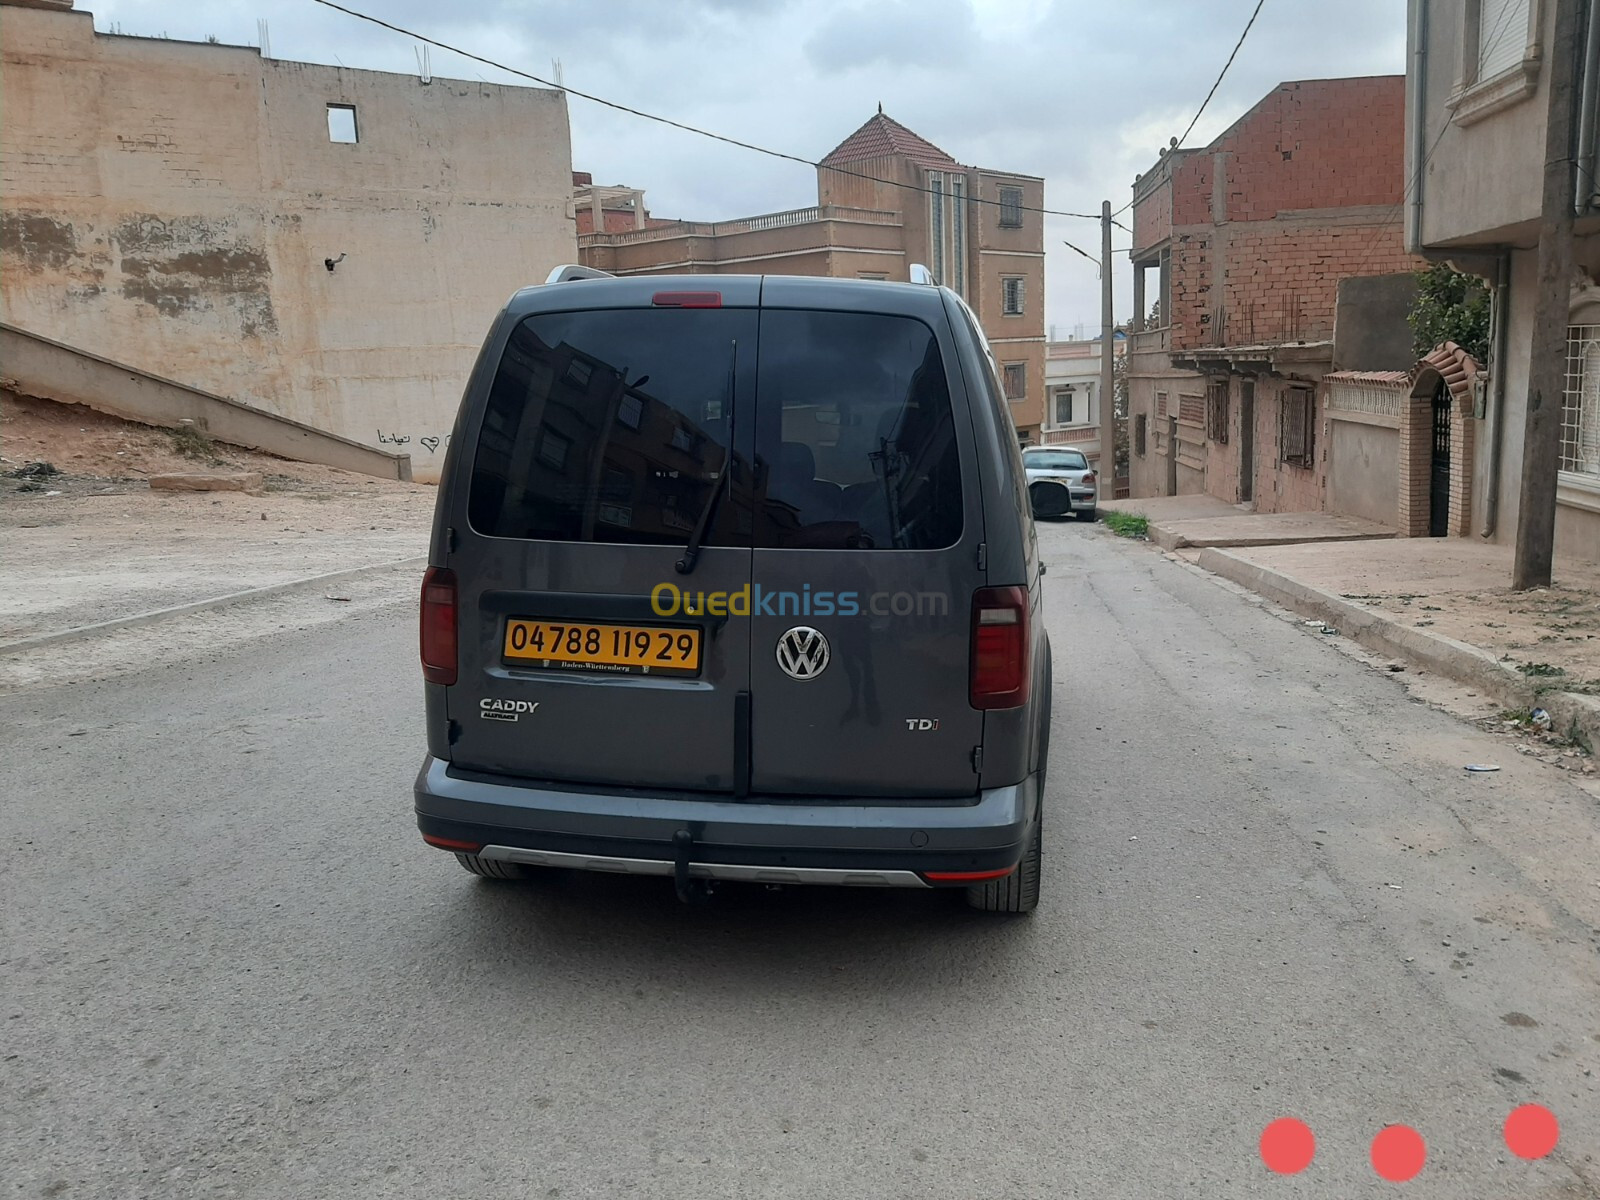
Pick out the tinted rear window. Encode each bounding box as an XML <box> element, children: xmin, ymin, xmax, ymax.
<box><xmin>467</xmin><ymin>309</ymin><xmax>756</xmax><ymax>544</ymax></box>
<box><xmin>754</xmin><ymin>310</ymin><xmax>963</xmax><ymax>550</ymax></box>
<box><xmin>1024</xmin><ymin>449</ymin><xmax>1088</xmax><ymax>470</ymax></box>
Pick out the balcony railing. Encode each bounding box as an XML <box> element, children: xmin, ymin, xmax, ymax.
<box><xmin>1041</xmin><ymin>425</ymin><xmax>1100</xmax><ymax>445</ymax></box>
<box><xmin>1129</xmin><ymin>326</ymin><xmax>1171</xmax><ymax>355</ymax></box>
<box><xmin>582</xmin><ymin>205</ymin><xmax>900</xmax><ymax>246</ymax></box>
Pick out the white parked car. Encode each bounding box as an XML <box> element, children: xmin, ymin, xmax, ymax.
<box><xmin>1022</xmin><ymin>446</ymin><xmax>1097</xmax><ymax>521</ymax></box>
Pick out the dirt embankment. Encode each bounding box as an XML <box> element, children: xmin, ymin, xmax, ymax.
<box><xmin>1</xmin><ymin>391</ymin><xmax>438</xmax><ymax>676</ymax></box>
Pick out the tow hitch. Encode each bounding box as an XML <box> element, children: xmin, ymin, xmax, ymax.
<box><xmin>671</xmin><ymin>829</ymin><xmax>714</xmax><ymax>906</ymax></box>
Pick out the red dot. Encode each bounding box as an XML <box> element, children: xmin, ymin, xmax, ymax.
<box><xmin>1504</xmin><ymin>1105</ymin><xmax>1559</xmax><ymax>1160</ymax></box>
<box><xmin>1260</xmin><ymin>1117</ymin><xmax>1316</xmax><ymax>1174</ymax></box>
<box><xmin>1371</xmin><ymin>1124</ymin><xmax>1426</xmax><ymax>1182</ymax></box>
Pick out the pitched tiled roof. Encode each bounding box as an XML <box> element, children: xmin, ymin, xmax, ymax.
<box><xmin>820</xmin><ymin>112</ymin><xmax>960</xmax><ymax>169</ymax></box>
<box><xmin>1324</xmin><ymin>369</ymin><xmax>1410</xmax><ymax>386</ymax></box>
<box><xmin>1415</xmin><ymin>340</ymin><xmax>1482</xmax><ymax>405</ymax></box>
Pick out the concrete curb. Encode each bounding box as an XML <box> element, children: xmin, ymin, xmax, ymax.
<box><xmin>1195</xmin><ymin>547</ymin><xmax>1600</xmax><ymax>750</ymax></box>
<box><xmin>1152</xmin><ymin>521</ymin><xmax>1395</xmax><ymax>552</ymax></box>
<box><xmin>0</xmin><ymin>555</ymin><xmax>427</xmax><ymax>656</ymax></box>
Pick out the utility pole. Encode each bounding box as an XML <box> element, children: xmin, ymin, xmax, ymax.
<box><xmin>1099</xmin><ymin>200</ymin><xmax>1115</xmax><ymax>492</ymax></box>
<box><xmin>1513</xmin><ymin>0</ymin><xmax>1583</xmax><ymax>589</ymax></box>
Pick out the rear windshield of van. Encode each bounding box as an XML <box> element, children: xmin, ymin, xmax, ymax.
<box><xmin>755</xmin><ymin>310</ymin><xmax>963</xmax><ymax>551</ymax></box>
<box><xmin>467</xmin><ymin>309</ymin><xmax>756</xmax><ymax>546</ymax></box>
<box><xmin>466</xmin><ymin>305</ymin><xmax>964</xmax><ymax>551</ymax></box>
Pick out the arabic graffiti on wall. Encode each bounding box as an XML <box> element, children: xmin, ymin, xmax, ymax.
<box><xmin>377</xmin><ymin>431</ymin><xmax>452</xmax><ymax>454</ymax></box>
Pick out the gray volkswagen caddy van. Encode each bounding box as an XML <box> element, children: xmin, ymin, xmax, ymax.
<box><xmin>415</xmin><ymin>265</ymin><xmax>1052</xmax><ymax>912</ymax></box>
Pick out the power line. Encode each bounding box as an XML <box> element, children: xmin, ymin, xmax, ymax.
<box><xmin>1113</xmin><ymin>0</ymin><xmax>1267</xmax><ymax>219</ymax></box>
<box><xmin>310</xmin><ymin>0</ymin><xmax>1107</xmax><ymax>222</ymax></box>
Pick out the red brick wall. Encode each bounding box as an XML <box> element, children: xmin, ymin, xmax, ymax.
<box><xmin>1132</xmin><ymin>164</ymin><xmax>1178</xmax><ymax>257</ymax></box>
<box><xmin>1162</xmin><ymin>76</ymin><xmax>1416</xmax><ymax>353</ymax></box>
<box><xmin>1209</xmin><ymin>221</ymin><xmax>1414</xmax><ymax>347</ymax></box>
<box><xmin>1171</xmin><ymin>77</ymin><xmax>1406</xmax><ymax>226</ymax></box>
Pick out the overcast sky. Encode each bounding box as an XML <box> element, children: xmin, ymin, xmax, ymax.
<box><xmin>83</xmin><ymin>0</ymin><xmax>1407</xmax><ymax>338</ymax></box>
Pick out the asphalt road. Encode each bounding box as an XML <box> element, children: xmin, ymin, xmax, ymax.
<box><xmin>4</xmin><ymin>523</ymin><xmax>1598</xmax><ymax>1199</ymax></box>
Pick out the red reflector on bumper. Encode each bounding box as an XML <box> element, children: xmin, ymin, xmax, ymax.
<box><xmin>924</xmin><ymin>867</ymin><xmax>1017</xmax><ymax>882</ymax></box>
<box><xmin>422</xmin><ymin>834</ymin><xmax>483</xmax><ymax>853</ymax></box>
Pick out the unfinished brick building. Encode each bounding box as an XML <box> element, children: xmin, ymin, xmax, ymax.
<box><xmin>1126</xmin><ymin>76</ymin><xmax>1422</xmax><ymax>510</ymax></box>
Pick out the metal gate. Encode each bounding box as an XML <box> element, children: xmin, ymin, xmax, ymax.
<box><xmin>1429</xmin><ymin>384</ymin><xmax>1451</xmax><ymax>538</ymax></box>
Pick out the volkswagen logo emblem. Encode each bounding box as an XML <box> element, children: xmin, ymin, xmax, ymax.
<box><xmin>776</xmin><ymin>626</ymin><xmax>830</xmax><ymax>680</ymax></box>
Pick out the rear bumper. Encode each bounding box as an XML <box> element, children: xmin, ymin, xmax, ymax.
<box><xmin>413</xmin><ymin>756</ymin><xmax>1036</xmax><ymax>887</ymax></box>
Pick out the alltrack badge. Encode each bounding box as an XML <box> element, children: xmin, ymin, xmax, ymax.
<box><xmin>776</xmin><ymin>627</ymin><xmax>830</xmax><ymax>680</ymax></box>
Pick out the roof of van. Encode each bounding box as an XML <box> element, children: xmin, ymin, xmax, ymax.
<box><xmin>506</xmin><ymin>273</ymin><xmax>951</xmax><ymax>317</ymax></box>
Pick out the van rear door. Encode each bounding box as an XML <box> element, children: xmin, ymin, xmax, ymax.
<box><xmin>746</xmin><ymin>293</ymin><xmax>986</xmax><ymax>798</ymax></box>
<box><xmin>444</xmin><ymin>292</ymin><xmax>758</xmax><ymax>792</ymax></box>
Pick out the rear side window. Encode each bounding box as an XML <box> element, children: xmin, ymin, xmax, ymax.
<box><xmin>754</xmin><ymin>310</ymin><xmax>963</xmax><ymax>550</ymax></box>
<box><xmin>467</xmin><ymin>309</ymin><xmax>756</xmax><ymax>544</ymax></box>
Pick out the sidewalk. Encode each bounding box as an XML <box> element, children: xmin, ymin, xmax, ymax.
<box><xmin>1098</xmin><ymin>494</ymin><xmax>1393</xmax><ymax>550</ymax></box>
<box><xmin>1194</xmin><ymin>538</ymin><xmax>1600</xmax><ymax>748</ymax></box>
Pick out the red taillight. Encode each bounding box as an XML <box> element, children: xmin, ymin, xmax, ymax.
<box><xmin>420</xmin><ymin>566</ymin><xmax>457</xmax><ymax>686</ymax></box>
<box><xmin>1082</xmin><ymin>471</ymin><xmax>1097</xmax><ymax>485</ymax></box>
<box><xmin>422</xmin><ymin>834</ymin><xmax>482</xmax><ymax>852</ymax></box>
<box><xmin>924</xmin><ymin>867</ymin><xmax>1017</xmax><ymax>882</ymax></box>
<box><xmin>652</xmin><ymin>291</ymin><xmax>722</xmax><ymax>308</ymax></box>
<box><xmin>970</xmin><ymin>586</ymin><xmax>1030</xmax><ymax>710</ymax></box>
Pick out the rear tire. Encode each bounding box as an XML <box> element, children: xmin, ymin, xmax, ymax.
<box><xmin>968</xmin><ymin>649</ymin><xmax>1049</xmax><ymax>915</ymax></box>
<box><xmin>455</xmin><ymin>853</ymin><xmax>530</xmax><ymax>880</ymax></box>
<box><xmin>965</xmin><ymin>812</ymin><xmax>1042</xmax><ymax>913</ymax></box>
<box><xmin>1075</xmin><ymin>506</ymin><xmax>1097</xmax><ymax>523</ymax></box>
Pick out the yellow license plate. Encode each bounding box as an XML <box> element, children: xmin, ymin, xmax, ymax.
<box><xmin>502</xmin><ymin>619</ymin><xmax>702</xmax><ymax>676</ymax></box>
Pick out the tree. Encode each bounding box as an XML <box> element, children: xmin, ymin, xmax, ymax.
<box><xmin>1406</xmin><ymin>263</ymin><xmax>1491</xmax><ymax>363</ymax></box>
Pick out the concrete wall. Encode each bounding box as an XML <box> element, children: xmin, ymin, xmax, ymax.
<box><xmin>1485</xmin><ymin>250</ymin><xmax>1600</xmax><ymax>563</ymax></box>
<box><xmin>1407</xmin><ymin>0</ymin><xmax>1548</xmax><ymax>247</ymax></box>
<box><xmin>0</xmin><ymin>322</ymin><xmax>411</xmax><ymax>479</ymax></box>
<box><xmin>1334</xmin><ymin>273</ymin><xmax>1421</xmax><ymax>370</ymax></box>
<box><xmin>1327</xmin><ymin>414</ymin><xmax>1399</xmax><ymax>526</ymax></box>
<box><xmin>1125</xmin><ymin>328</ymin><xmax>1206</xmax><ymax>498</ymax></box>
<box><xmin>0</xmin><ymin>7</ymin><xmax>576</xmax><ymax>482</ymax></box>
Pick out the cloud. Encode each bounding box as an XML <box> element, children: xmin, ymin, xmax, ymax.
<box><xmin>803</xmin><ymin>0</ymin><xmax>981</xmax><ymax>73</ymax></box>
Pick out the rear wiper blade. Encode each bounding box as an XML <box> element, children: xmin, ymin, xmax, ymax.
<box><xmin>675</xmin><ymin>341</ymin><xmax>737</xmax><ymax>576</ymax></box>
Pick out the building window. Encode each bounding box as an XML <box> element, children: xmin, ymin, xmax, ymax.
<box><xmin>327</xmin><ymin>104</ymin><xmax>359</xmax><ymax>144</ymax></box>
<box><xmin>1003</xmin><ymin>363</ymin><xmax>1027</xmax><ymax>401</ymax></box>
<box><xmin>1053</xmin><ymin>387</ymin><xmax>1074</xmax><ymax>426</ymax></box>
<box><xmin>1563</xmin><ymin>325</ymin><xmax>1600</xmax><ymax>478</ymax></box>
<box><xmin>1134</xmin><ymin>413</ymin><xmax>1147</xmax><ymax>457</ymax></box>
<box><xmin>536</xmin><ymin>428</ymin><xmax>570</xmax><ymax>470</ymax></box>
<box><xmin>1280</xmin><ymin>386</ymin><xmax>1316</xmax><ymax>467</ymax></box>
<box><xmin>1002</xmin><ymin>276</ymin><xmax>1025</xmax><ymax>316</ymax></box>
<box><xmin>929</xmin><ymin>175</ymin><xmax>946</xmax><ymax>285</ymax></box>
<box><xmin>1156</xmin><ymin>391</ymin><xmax>1168</xmax><ymax>418</ymax></box>
<box><xmin>1472</xmin><ymin>0</ymin><xmax>1531</xmax><ymax>82</ymax></box>
<box><xmin>998</xmin><ymin>185</ymin><xmax>1023</xmax><ymax>229</ymax></box>
<box><xmin>1206</xmin><ymin>380</ymin><xmax>1230</xmax><ymax>444</ymax></box>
